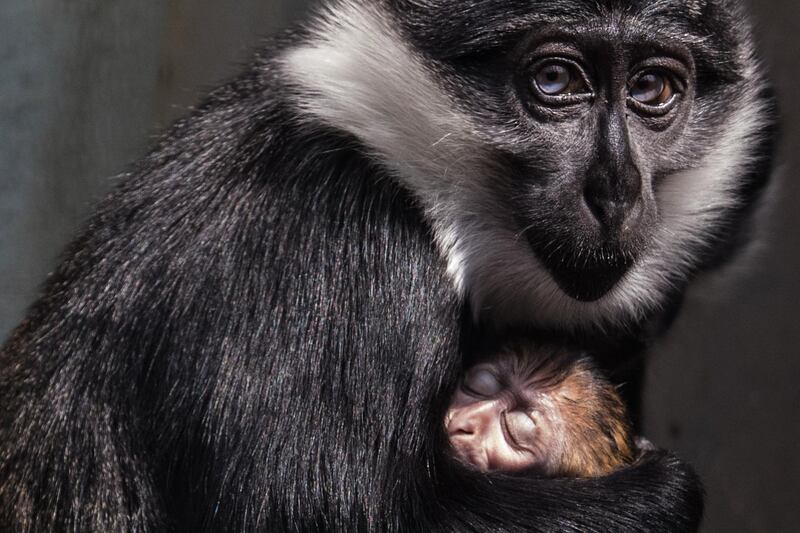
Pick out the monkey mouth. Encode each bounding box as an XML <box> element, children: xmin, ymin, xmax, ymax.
<box><xmin>515</xmin><ymin>209</ymin><xmax>641</xmax><ymax>302</ymax></box>
<box><xmin>533</xmin><ymin>241</ymin><xmax>635</xmax><ymax>302</ymax></box>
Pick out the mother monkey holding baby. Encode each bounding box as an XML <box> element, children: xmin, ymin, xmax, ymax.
<box><xmin>0</xmin><ymin>0</ymin><xmax>775</xmax><ymax>531</ymax></box>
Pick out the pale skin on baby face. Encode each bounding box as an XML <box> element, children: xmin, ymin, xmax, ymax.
<box><xmin>445</xmin><ymin>344</ymin><xmax>635</xmax><ymax>477</ymax></box>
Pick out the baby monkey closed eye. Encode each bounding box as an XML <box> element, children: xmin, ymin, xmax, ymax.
<box><xmin>446</xmin><ymin>341</ymin><xmax>636</xmax><ymax>477</ymax></box>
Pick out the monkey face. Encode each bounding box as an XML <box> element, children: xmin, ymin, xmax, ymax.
<box><xmin>287</xmin><ymin>0</ymin><xmax>774</xmax><ymax>330</ymax></box>
<box><xmin>445</xmin><ymin>346</ymin><xmax>636</xmax><ymax>477</ymax></box>
<box><xmin>408</xmin><ymin>1</ymin><xmax>771</xmax><ymax>325</ymax></box>
<box><xmin>420</xmin><ymin>9</ymin><xmax>722</xmax><ymax>305</ymax></box>
<box><xmin>504</xmin><ymin>32</ymin><xmax>692</xmax><ymax>301</ymax></box>
<box><xmin>445</xmin><ymin>362</ymin><xmax>561</xmax><ymax>473</ymax></box>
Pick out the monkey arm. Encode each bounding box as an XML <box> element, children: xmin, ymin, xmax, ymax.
<box><xmin>427</xmin><ymin>452</ymin><xmax>703</xmax><ymax>533</ymax></box>
<box><xmin>0</xmin><ymin>64</ymin><xmax>703</xmax><ymax>532</ymax></box>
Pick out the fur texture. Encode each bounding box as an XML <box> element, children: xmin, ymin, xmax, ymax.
<box><xmin>287</xmin><ymin>0</ymin><xmax>775</xmax><ymax>331</ymax></box>
<box><xmin>0</xmin><ymin>0</ymin><xmax>775</xmax><ymax>531</ymax></box>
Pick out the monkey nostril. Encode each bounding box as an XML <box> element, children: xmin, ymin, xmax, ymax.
<box><xmin>583</xmin><ymin>193</ymin><xmax>602</xmax><ymax>223</ymax></box>
<box><xmin>583</xmin><ymin>186</ymin><xmax>636</xmax><ymax>231</ymax></box>
<box><xmin>447</xmin><ymin>415</ymin><xmax>477</xmax><ymax>437</ymax></box>
<box><xmin>583</xmin><ymin>186</ymin><xmax>614</xmax><ymax>228</ymax></box>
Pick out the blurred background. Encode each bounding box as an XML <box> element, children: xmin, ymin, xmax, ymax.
<box><xmin>0</xmin><ymin>1</ymin><xmax>797</xmax><ymax>531</ymax></box>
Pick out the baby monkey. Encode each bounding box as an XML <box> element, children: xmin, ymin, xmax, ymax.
<box><xmin>446</xmin><ymin>341</ymin><xmax>636</xmax><ymax>477</ymax></box>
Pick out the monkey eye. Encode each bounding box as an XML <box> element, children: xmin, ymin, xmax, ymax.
<box><xmin>462</xmin><ymin>367</ymin><xmax>503</xmax><ymax>398</ymax></box>
<box><xmin>628</xmin><ymin>70</ymin><xmax>679</xmax><ymax>112</ymax></box>
<box><xmin>530</xmin><ymin>59</ymin><xmax>591</xmax><ymax>103</ymax></box>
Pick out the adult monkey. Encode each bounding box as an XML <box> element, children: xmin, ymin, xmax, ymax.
<box><xmin>0</xmin><ymin>0</ymin><xmax>775</xmax><ymax>531</ymax></box>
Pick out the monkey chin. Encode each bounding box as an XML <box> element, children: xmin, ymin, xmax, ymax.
<box><xmin>546</xmin><ymin>258</ymin><xmax>632</xmax><ymax>302</ymax></box>
<box><xmin>531</xmin><ymin>239</ymin><xmax>637</xmax><ymax>303</ymax></box>
<box><xmin>450</xmin><ymin>431</ymin><xmax>635</xmax><ymax>479</ymax></box>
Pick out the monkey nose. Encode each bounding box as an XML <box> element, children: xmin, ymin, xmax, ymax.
<box><xmin>582</xmin><ymin>164</ymin><xmax>643</xmax><ymax>233</ymax></box>
<box><xmin>445</xmin><ymin>409</ymin><xmax>478</xmax><ymax>437</ymax></box>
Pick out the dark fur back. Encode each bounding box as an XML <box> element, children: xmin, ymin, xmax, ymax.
<box><xmin>2</xmin><ymin>19</ymin><xmax>706</xmax><ymax>533</ymax></box>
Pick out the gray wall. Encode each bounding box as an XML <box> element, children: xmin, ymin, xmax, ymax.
<box><xmin>644</xmin><ymin>3</ymin><xmax>800</xmax><ymax>530</ymax></box>
<box><xmin>0</xmin><ymin>0</ymin><xmax>308</xmax><ymax>335</ymax></box>
<box><xmin>0</xmin><ymin>1</ymin><xmax>797</xmax><ymax>531</ymax></box>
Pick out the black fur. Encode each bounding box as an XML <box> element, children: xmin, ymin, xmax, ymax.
<box><xmin>0</xmin><ymin>47</ymin><xmax>701</xmax><ymax>532</ymax></box>
<box><xmin>1</xmin><ymin>0</ymin><xmax>776</xmax><ymax>530</ymax></box>
<box><xmin>389</xmin><ymin>0</ymin><xmax>776</xmax><ymax>312</ymax></box>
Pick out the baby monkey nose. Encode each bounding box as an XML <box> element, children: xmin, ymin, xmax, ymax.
<box><xmin>446</xmin><ymin>400</ymin><xmax>501</xmax><ymax>438</ymax></box>
<box><xmin>446</xmin><ymin>409</ymin><xmax>478</xmax><ymax>437</ymax></box>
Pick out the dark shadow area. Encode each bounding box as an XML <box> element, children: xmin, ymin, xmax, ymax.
<box><xmin>644</xmin><ymin>2</ymin><xmax>800</xmax><ymax>531</ymax></box>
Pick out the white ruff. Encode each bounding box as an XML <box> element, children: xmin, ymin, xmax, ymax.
<box><xmin>282</xmin><ymin>0</ymin><xmax>771</xmax><ymax>331</ymax></box>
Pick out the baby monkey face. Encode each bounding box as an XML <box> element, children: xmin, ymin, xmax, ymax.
<box><xmin>445</xmin><ymin>346</ymin><xmax>635</xmax><ymax>477</ymax></box>
<box><xmin>446</xmin><ymin>355</ymin><xmax>564</xmax><ymax>473</ymax></box>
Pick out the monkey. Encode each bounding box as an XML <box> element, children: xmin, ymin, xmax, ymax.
<box><xmin>0</xmin><ymin>0</ymin><xmax>776</xmax><ymax>531</ymax></box>
<box><xmin>446</xmin><ymin>341</ymin><xmax>636</xmax><ymax>477</ymax></box>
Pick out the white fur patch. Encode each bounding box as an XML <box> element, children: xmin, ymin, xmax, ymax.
<box><xmin>282</xmin><ymin>0</ymin><xmax>499</xmax><ymax>293</ymax></box>
<box><xmin>282</xmin><ymin>0</ymin><xmax>771</xmax><ymax>331</ymax></box>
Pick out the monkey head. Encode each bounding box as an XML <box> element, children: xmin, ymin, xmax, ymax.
<box><xmin>287</xmin><ymin>0</ymin><xmax>775</xmax><ymax>331</ymax></box>
<box><xmin>445</xmin><ymin>342</ymin><xmax>636</xmax><ymax>477</ymax></box>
